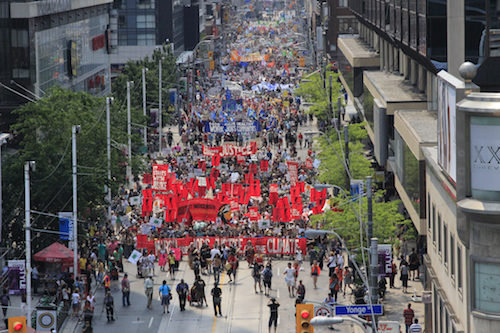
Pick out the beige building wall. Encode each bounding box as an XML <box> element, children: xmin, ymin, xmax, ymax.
<box><xmin>426</xmin><ymin>164</ymin><xmax>468</xmax><ymax>333</ymax></box>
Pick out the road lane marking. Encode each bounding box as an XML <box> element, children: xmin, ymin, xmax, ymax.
<box><xmin>148</xmin><ymin>317</ymin><xmax>154</xmax><ymax>328</ymax></box>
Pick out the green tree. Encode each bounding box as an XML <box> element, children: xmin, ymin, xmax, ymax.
<box><xmin>310</xmin><ymin>191</ymin><xmax>412</xmax><ymax>250</ymax></box>
<box><xmin>112</xmin><ymin>45</ymin><xmax>179</xmax><ymax>125</ymax></box>
<box><xmin>3</xmin><ymin>87</ymin><xmax>140</xmax><ymax>251</ymax></box>
<box><xmin>294</xmin><ymin>66</ymin><xmax>342</xmax><ymax>122</ymax></box>
<box><xmin>316</xmin><ymin>124</ymin><xmax>374</xmax><ymax>190</ymax></box>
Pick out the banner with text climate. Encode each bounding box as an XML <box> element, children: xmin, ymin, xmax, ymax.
<box><xmin>152</xmin><ymin>236</ymin><xmax>307</xmax><ymax>256</ymax></box>
<box><xmin>202</xmin><ymin>142</ymin><xmax>257</xmax><ymax>157</ymax></box>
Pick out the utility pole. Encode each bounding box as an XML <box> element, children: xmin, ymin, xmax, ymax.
<box><xmin>337</xmin><ymin>96</ymin><xmax>342</xmax><ymax>126</ymax></box>
<box><xmin>370</xmin><ymin>237</ymin><xmax>379</xmax><ymax>329</ymax></box>
<box><xmin>328</xmin><ymin>74</ymin><xmax>333</xmax><ymax>128</ymax></box>
<box><xmin>106</xmin><ymin>97</ymin><xmax>112</xmax><ymax>221</ymax></box>
<box><xmin>344</xmin><ymin>125</ymin><xmax>350</xmax><ymax>190</ymax></box>
<box><xmin>142</xmin><ymin>67</ymin><xmax>148</xmax><ymax>148</ymax></box>
<box><xmin>159</xmin><ymin>59</ymin><xmax>163</xmax><ymax>155</ymax></box>
<box><xmin>72</xmin><ymin>125</ymin><xmax>80</xmax><ymax>279</ymax></box>
<box><xmin>366</xmin><ymin>176</ymin><xmax>373</xmax><ymax>246</ymax></box>
<box><xmin>126</xmin><ymin>81</ymin><xmax>133</xmax><ymax>187</ymax></box>
<box><xmin>0</xmin><ymin>133</ymin><xmax>9</xmax><ymax>242</ymax></box>
<box><xmin>24</xmin><ymin>161</ymin><xmax>34</xmax><ymax>322</ymax></box>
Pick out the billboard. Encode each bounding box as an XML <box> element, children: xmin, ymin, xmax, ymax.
<box><xmin>437</xmin><ymin>71</ymin><xmax>461</xmax><ymax>183</ymax></box>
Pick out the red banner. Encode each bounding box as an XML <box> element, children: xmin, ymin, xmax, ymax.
<box><xmin>152</xmin><ymin>164</ymin><xmax>170</xmax><ymax>191</ymax></box>
<box><xmin>287</xmin><ymin>161</ymin><xmax>299</xmax><ymax>186</ymax></box>
<box><xmin>202</xmin><ymin>142</ymin><xmax>257</xmax><ymax>157</ymax></box>
<box><xmin>152</xmin><ymin>236</ymin><xmax>307</xmax><ymax>256</ymax></box>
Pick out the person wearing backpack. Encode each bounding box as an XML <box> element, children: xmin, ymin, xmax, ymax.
<box><xmin>262</xmin><ymin>265</ymin><xmax>273</xmax><ymax>296</ymax></box>
<box><xmin>311</xmin><ymin>260</ymin><xmax>321</xmax><ymax>289</ymax></box>
<box><xmin>176</xmin><ymin>279</ymin><xmax>189</xmax><ymax>311</ymax></box>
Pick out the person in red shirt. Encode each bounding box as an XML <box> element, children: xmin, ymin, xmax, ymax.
<box><xmin>403</xmin><ymin>303</ymin><xmax>415</xmax><ymax>333</ymax></box>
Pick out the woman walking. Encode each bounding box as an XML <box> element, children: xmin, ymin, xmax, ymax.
<box><xmin>311</xmin><ymin>260</ymin><xmax>320</xmax><ymax>289</ymax></box>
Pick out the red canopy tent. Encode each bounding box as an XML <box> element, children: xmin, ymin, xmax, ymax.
<box><xmin>34</xmin><ymin>242</ymin><xmax>74</xmax><ymax>264</ymax></box>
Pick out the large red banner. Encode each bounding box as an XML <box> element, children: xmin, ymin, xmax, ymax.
<box><xmin>202</xmin><ymin>142</ymin><xmax>257</xmax><ymax>157</ymax></box>
<box><xmin>152</xmin><ymin>164</ymin><xmax>170</xmax><ymax>191</ymax></box>
<box><xmin>287</xmin><ymin>161</ymin><xmax>299</xmax><ymax>186</ymax></box>
<box><xmin>151</xmin><ymin>236</ymin><xmax>307</xmax><ymax>256</ymax></box>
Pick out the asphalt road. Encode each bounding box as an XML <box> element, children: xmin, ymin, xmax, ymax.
<box><xmin>66</xmin><ymin>259</ymin><xmax>357</xmax><ymax>333</ymax></box>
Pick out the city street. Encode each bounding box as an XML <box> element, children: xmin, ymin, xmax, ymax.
<box><xmin>65</xmin><ymin>260</ymin><xmax>360</xmax><ymax>333</ymax></box>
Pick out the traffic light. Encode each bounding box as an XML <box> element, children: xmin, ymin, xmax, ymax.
<box><xmin>296</xmin><ymin>304</ymin><xmax>314</xmax><ymax>333</ymax></box>
<box><xmin>8</xmin><ymin>316</ymin><xmax>26</xmax><ymax>333</ymax></box>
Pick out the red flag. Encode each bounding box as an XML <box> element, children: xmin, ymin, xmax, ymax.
<box><xmin>260</xmin><ymin>160</ymin><xmax>269</xmax><ymax>172</ymax></box>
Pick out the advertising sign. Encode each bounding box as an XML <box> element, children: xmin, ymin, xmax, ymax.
<box><xmin>470</xmin><ymin>117</ymin><xmax>500</xmax><ymax>193</ymax></box>
<box><xmin>378</xmin><ymin>244</ymin><xmax>392</xmax><ymax>277</ymax></box>
<box><xmin>8</xmin><ymin>260</ymin><xmax>26</xmax><ymax>295</ymax></box>
<box><xmin>437</xmin><ymin>71</ymin><xmax>460</xmax><ymax>183</ymax></box>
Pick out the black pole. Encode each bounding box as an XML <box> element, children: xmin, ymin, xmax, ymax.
<box><xmin>344</xmin><ymin>125</ymin><xmax>349</xmax><ymax>190</ymax></box>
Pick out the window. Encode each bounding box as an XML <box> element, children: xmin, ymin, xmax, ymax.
<box><xmin>11</xmin><ymin>29</ymin><xmax>28</xmax><ymax>47</ymax></box>
<box><xmin>137</xmin><ymin>15</ymin><xmax>155</xmax><ymax>29</ymax></box>
<box><xmin>432</xmin><ymin>204</ymin><xmax>436</xmax><ymax>244</ymax></box>
<box><xmin>433</xmin><ymin>284</ymin><xmax>439</xmax><ymax>333</ymax></box>
<box><xmin>443</xmin><ymin>223</ymin><xmax>448</xmax><ymax>266</ymax></box>
<box><xmin>457</xmin><ymin>245</ymin><xmax>462</xmax><ymax>290</ymax></box>
<box><xmin>339</xmin><ymin>0</ymin><xmax>348</xmax><ymax>7</ymax></box>
<box><xmin>474</xmin><ymin>261</ymin><xmax>500</xmax><ymax>313</ymax></box>
<box><xmin>427</xmin><ymin>193</ymin><xmax>431</xmax><ymax>230</ymax></box>
<box><xmin>137</xmin><ymin>0</ymin><xmax>155</xmax><ymax>9</ymax></box>
<box><xmin>118</xmin><ymin>15</ymin><xmax>126</xmax><ymax>29</ymax></box>
<box><xmin>137</xmin><ymin>33</ymin><xmax>155</xmax><ymax>45</ymax></box>
<box><xmin>438</xmin><ymin>213</ymin><xmax>442</xmax><ymax>254</ymax></box>
<box><xmin>450</xmin><ymin>234</ymin><xmax>455</xmax><ymax>280</ymax></box>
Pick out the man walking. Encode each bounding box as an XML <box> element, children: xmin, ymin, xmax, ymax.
<box><xmin>211</xmin><ymin>283</ymin><xmax>222</xmax><ymax>317</ymax></box>
<box><xmin>121</xmin><ymin>273</ymin><xmax>130</xmax><ymax>306</ymax></box>
<box><xmin>104</xmin><ymin>291</ymin><xmax>114</xmax><ymax>322</ymax></box>
<box><xmin>262</xmin><ymin>264</ymin><xmax>273</xmax><ymax>296</ymax></box>
<box><xmin>267</xmin><ymin>298</ymin><xmax>280</xmax><ymax>333</ymax></box>
<box><xmin>403</xmin><ymin>303</ymin><xmax>415</xmax><ymax>333</ymax></box>
<box><xmin>104</xmin><ymin>272</ymin><xmax>111</xmax><ymax>295</ymax></box>
<box><xmin>144</xmin><ymin>274</ymin><xmax>154</xmax><ymax>309</ymax></box>
<box><xmin>176</xmin><ymin>279</ymin><xmax>189</xmax><ymax>311</ymax></box>
<box><xmin>297</xmin><ymin>280</ymin><xmax>306</xmax><ymax>302</ymax></box>
<box><xmin>159</xmin><ymin>280</ymin><xmax>172</xmax><ymax>314</ymax></box>
<box><xmin>283</xmin><ymin>262</ymin><xmax>296</xmax><ymax>297</ymax></box>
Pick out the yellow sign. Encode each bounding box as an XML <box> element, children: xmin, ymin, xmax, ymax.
<box><xmin>283</xmin><ymin>90</ymin><xmax>289</xmax><ymax>97</ymax></box>
<box><xmin>208</xmin><ymin>51</ymin><xmax>214</xmax><ymax>60</ymax></box>
<box><xmin>209</xmin><ymin>60</ymin><xmax>215</xmax><ymax>70</ymax></box>
<box><xmin>284</xmin><ymin>100</ymin><xmax>290</xmax><ymax>107</ymax></box>
<box><xmin>299</xmin><ymin>57</ymin><xmax>305</xmax><ymax>67</ymax></box>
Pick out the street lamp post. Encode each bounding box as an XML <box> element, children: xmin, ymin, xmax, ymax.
<box><xmin>159</xmin><ymin>59</ymin><xmax>163</xmax><ymax>155</ymax></box>
<box><xmin>24</xmin><ymin>160</ymin><xmax>35</xmax><ymax>321</ymax></box>
<box><xmin>0</xmin><ymin>133</ymin><xmax>10</xmax><ymax>242</ymax></box>
<box><xmin>72</xmin><ymin>125</ymin><xmax>80</xmax><ymax>278</ymax></box>
<box><xmin>106</xmin><ymin>97</ymin><xmax>113</xmax><ymax>221</ymax></box>
<box><xmin>126</xmin><ymin>81</ymin><xmax>133</xmax><ymax>186</ymax></box>
<box><xmin>142</xmin><ymin>68</ymin><xmax>148</xmax><ymax>148</ymax></box>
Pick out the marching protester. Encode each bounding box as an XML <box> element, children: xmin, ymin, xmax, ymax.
<box><xmin>267</xmin><ymin>298</ymin><xmax>280</xmax><ymax>333</ymax></box>
<box><xmin>104</xmin><ymin>291</ymin><xmax>115</xmax><ymax>322</ymax></box>
<box><xmin>262</xmin><ymin>264</ymin><xmax>273</xmax><ymax>296</ymax></box>
<box><xmin>159</xmin><ymin>280</ymin><xmax>172</xmax><ymax>314</ymax></box>
<box><xmin>121</xmin><ymin>273</ymin><xmax>131</xmax><ymax>307</ymax></box>
<box><xmin>176</xmin><ymin>279</ymin><xmax>189</xmax><ymax>311</ymax></box>
<box><xmin>144</xmin><ymin>274</ymin><xmax>154</xmax><ymax>309</ymax></box>
<box><xmin>211</xmin><ymin>283</ymin><xmax>222</xmax><ymax>317</ymax></box>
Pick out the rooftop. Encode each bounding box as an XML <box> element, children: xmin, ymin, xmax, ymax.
<box><xmin>337</xmin><ymin>35</ymin><xmax>379</xmax><ymax>68</ymax></box>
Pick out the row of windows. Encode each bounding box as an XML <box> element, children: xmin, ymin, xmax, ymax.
<box><xmin>433</xmin><ymin>284</ymin><xmax>458</xmax><ymax>333</ymax></box>
<box><xmin>118</xmin><ymin>15</ymin><xmax>155</xmax><ymax>29</ymax></box>
<box><xmin>427</xmin><ymin>192</ymin><xmax>463</xmax><ymax>291</ymax></box>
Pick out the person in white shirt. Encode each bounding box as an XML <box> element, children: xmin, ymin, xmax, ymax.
<box><xmin>283</xmin><ymin>262</ymin><xmax>296</xmax><ymax>297</ymax></box>
<box><xmin>327</xmin><ymin>252</ymin><xmax>337</xmax><ymax>277</ymax></box>
<box><xmin>409</xmin><ymin>318</ymin><xmax>422</xmax><ymax>333</ymax></box>
<box><xmin>336</xmin><ymin>252</ymin><xmax>344</xmax><ymax>269</ymax></box>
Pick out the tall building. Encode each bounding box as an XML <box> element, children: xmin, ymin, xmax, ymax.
<box><xmin>334</xmin><ymin>1</ymin><xmax>500</xmax><ymax>333</ymax></box>
<box><xmin>109</xmin><ymin>0</ymin><xmax>204</xmax><ymax>70</ymax></box>
<box><xmin>0</xmin><ymin>0</ymin><xmax>113</xmax><ymax>130</ymax></box>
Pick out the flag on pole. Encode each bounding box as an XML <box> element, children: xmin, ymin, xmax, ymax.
<box><xmin>128</xmin><ymin>250</ymin><xmax>142</xmax><ymax>264</ymax></box>
<box><xmin>129</xmin><ymin>196</ymin><xmax>141</xmax><ymax>206</ymax></box>
<box><xmin>149</xmin><ymin>217</ymin><xmax>163</xmax><ymax>228</ymax></box>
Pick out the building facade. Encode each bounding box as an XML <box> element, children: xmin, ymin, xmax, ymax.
<box><xmin>335</xmin><ymin>1</ymin><xmax>500</xmax><ymax>332</ymax></box>
<box><xmin>0</xmin><ymin>0</ymin><xmax>113</xmax><ymax>130</ymax></box>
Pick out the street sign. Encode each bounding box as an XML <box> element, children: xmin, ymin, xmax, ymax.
<box><xmin>334</xmin><ymin>305</ymin><xmax>383</xmax><ymax>316</ymax></box>
<box><xmin>314</xmin><ymin>306</ymin><xmax>331</xmax><ymax>317</ymax></box>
